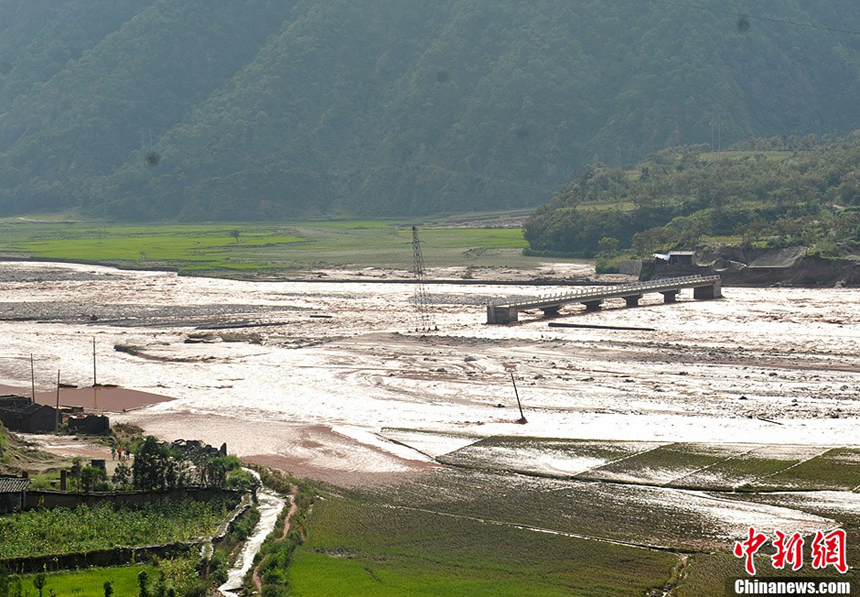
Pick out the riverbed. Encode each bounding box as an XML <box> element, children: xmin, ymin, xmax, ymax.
<box><xmin>1</xmin><ymin>261</ymin><xmax>859</xmax><ymax>547</ymax></box>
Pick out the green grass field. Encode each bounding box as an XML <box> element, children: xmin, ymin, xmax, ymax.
<box><xmin>0</xmin><ymin>217</ymin><xmax>560</xmax><ymax>275</ymax></box>
<box><xmin>17</xmin><ymin>566</ymin><xmax>156</xmax><ymax>597</ymax></box>
<box><xmin>288</xmin><ymin>497</ymin><xmax>677</xmax><ymax>597</ymax></box>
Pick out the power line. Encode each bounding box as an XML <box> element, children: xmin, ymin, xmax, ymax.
<box><xmin>647</xmin><ymin>0</ymin><xmax>860</xmax><ymax>37</ymax></box>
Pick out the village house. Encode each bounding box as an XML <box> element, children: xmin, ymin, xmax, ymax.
<box><xmin>0</xmin><ymin>475</ymin><xmax>29</xmax><ymax>513</ymax></box>
<box><xmin>0</xmin><ymin>395</ymin><xmax>59</xmax><ymax>433</ymax></box>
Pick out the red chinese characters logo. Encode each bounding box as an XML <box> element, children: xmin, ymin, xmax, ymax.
<box><xmin>811</xmin><ymin>529</ymin><xmax>848</xmax><ymax>574</ymax></box>
<box><xmin>733</xmin><ymin>527</ymin><xmax>768</xmax><ymax>575</ymax></box>
<box><xmin>771</xmin><ymin>531</ymin><xmax>804</xmax><ymax>571</ymax></box>
<box><xmin>733</xmin><ymin>527</ymin><xmax>848</xmax><ymax>575</ymax></box>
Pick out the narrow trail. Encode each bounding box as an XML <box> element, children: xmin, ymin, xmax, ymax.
<box><xmin>282</xmin><ymin>485</ymin><xmax>300</xmax><ymax>539</ymax></box>
<box><xmin>660</xmin><ymin>554</ymin><xmax>691</xmax><ymax>597</ymax></box>
<box><xmin>252</xmin><ymin>485</ymin><xmax>298</xmax><ymax>594</ymax></box>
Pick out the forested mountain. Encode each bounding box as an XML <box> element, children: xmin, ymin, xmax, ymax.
<box><xmin>1</xmin><ymin>1</ymin><xmax>860</xmax><ymax>220</ymax></box>
<box><xmin>523</xmin><ymin>136</ymin><xmax>860</xmax><ymax>259</ymax></box>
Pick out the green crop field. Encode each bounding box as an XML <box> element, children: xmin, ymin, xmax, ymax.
<box><xmin>0</xmin><ymin>498</ymin><xmax>231</xmax><ymax>559</ymax></box>
<box><xmin>323</xmin><ymin>437</ymin><xmax>860</xmax><ymax>596</ymax></box>
<box><xmin>0</xmin><ymin>222</ymin><xmax>306</xmax><ymax>270</ymax></box>
<box><xmin>288</xmin><ymin>497</ymin><xmax>677</xmax><ymax>597</ymax></box>
<box><xmin>17</xmin><ymin>566</ymin><xmax>157</xmax><ymax>597</ymax></box>
<box><xmin>675</xmin><ymin>552</ymin><xmax>857</xmax><ymax>597</ymax></box>
<box><xmin>0</xmin><ymin>216</ymin><xmax>563</xmax><ymax>275</ymax></box>
<box><xmin>370</xmin><ymin>437</ymin><xmax>860</xmax><ymax>558</ymax></box>
<box><xmin>436</xmin><ymin>438</ymin><xmax>860</xmax><ymax>493</ymax></box>
<box><xmin>760</xmin><ymin>448</ymin><xmax>860</xmax><ymax>491</ymax></box>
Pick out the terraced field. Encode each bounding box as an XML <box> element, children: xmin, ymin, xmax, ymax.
<box><xmin>432</xmin><ymin>436</ymin><xmax>860</xmax><ymax>492</ymax></box>
<box><xmin>293</xmin><ymin>435</ymin><xmax>860</xmax><ymax>595</ymax></box>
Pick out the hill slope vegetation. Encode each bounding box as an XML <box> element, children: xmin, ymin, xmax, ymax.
<box><xmin>1</xmin><ymin>1</ymin><xmax>860</xmax><ymax>220</ymax></box>
<box><xmin>523</xmin><ymin>135</ymin><xmax>860</xmax><ymax>258</ymax></box>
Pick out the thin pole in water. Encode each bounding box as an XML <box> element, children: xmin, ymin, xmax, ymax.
<box><xmin>92</xmin><ymin>337</ymin><xmax>97</xmax><ymax>387</ymax></box>
<box><xmin>510</xmin><ymin>372</ymin><xmax>527</xmax><ymax>424</ymax></box>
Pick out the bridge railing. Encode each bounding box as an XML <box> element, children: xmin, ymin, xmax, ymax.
<box><xmin>488</xmin><ymin>275</ymin><xmax>720</xmax><ymax>309</ymax></box>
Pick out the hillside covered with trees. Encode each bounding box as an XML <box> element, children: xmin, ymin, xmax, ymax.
<box><xmin>523</xmin><ymin>135</ymin><xmax>860</xmax><ymax>259</ymax></box>
<box><xmin>1</xmin><ymin>1</ymin><xmax>860</xmax><ymax>220</ymax></box>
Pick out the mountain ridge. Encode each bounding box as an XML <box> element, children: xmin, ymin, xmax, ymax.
<box><xmin>1</xmin><ymin>1</ymin><xmax>860</xmax><ymax>220</ymax></box>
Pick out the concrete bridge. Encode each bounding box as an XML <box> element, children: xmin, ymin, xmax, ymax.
<box><xmin>486</xmin><ymin>275</ymin><xmax>722</xmax><ymax>324</ymax></box>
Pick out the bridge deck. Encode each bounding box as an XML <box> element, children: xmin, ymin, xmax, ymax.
<box><xmin>487</xmin><ymin>275</ymin><xmax>721</xmax><ymax>324</ymax></box>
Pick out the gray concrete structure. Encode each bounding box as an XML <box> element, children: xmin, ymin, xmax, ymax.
<box><xmin>487</xmin><ymin>275</ymin><xmax>722</xmax><ymax>324</ymax></box>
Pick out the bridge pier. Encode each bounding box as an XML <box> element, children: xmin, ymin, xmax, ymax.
<box><xmin>660</xmin><ymin>290</ymin><xmax>679</xmax><ymax>303</ymax></box>
<box><xmin>541</xmin><ymin>305</ymin><xmax>561</xmax><ymax>318</ymax></box>
<box><xmin>694</xmin><ymin>280</ymin><xmax>722</xmax><ymax>299</ymax></box>
<box><xmin>623</xmin><ymin>294</ymin><xmax>642</xmax><ymax>308</ymax></box>
<box><xmin>582</xmin><ymin>300</ymin><xmax>603</xmax><ymax>312</ymax></box>
<box><xmin>487</xmin><ymin>305</ymin><xmax>518</xmax><ymax>324</ymax></box>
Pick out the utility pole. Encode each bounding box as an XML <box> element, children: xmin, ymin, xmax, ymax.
<box><xmin>718</xmin><ymin>120</ymin><xmax>723</xmax><ymax>151</ymax></box>
<box><xmin>55</xmin><ymin>370</ymin><xmax>60</xmax><ymax>433</ymax></box>
<box><xmin>510</xmin><ymin>373</ymin><xmax>527</xmax><ymax>424</ymax></box>
<box><xmin>30</xmin><ymin>354</ymin><xmax>35</xmax><ymax>403</ymax></box>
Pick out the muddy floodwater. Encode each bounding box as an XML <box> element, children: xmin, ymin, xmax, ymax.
<box><xmin>2</xmin><ymin>261</ymin><xmax>859</xmax><ymax>549</ymax></box>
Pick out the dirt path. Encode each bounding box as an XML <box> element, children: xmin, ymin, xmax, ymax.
<box><xmin>281</xmin><ymin>485</ymin><xmax>299</xmax><ymax>538</ymax></box>
<box><xmin>660</xmin><ymin>554</ymin><xmax>690</xmax><ymax>597</ymax></box>
<box><xmin>252</xmin><ymin>485</ymin><xmax>298</xmax><ymax>593</ymax></box>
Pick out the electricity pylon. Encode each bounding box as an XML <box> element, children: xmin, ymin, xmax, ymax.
<box><xmin>411</xmin><ymin>226</ymin><xmax>436</xmax><ymax>332</ymax></box>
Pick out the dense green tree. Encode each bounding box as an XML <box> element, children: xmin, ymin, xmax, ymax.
<box><xmin>79</xmin><ymin>465</ymin><xmax>108</xmax><ymax>493</ymax></box>
<box><xmin>132</xmin><ymin>436</ymin><xmax>173</xmax><ymax>492</ymax></box>
<box><xmin>112</xmin><ymin>460</ymin><xmax>132</xmax><ymax>488</ymax></box>
<box><xmin>68</xmin><ymin>458</ymin><xmax>83</xmax><ymax>491</ymax></box>
<box><xmin>137</xmin><ymin>571</ymin><xmax>149</xmax><ymax>597</ymax></box>
<box><xmin>32</xmin><ymin>574</ymin><xmax>45</xmax><ymax>597</ymax></box>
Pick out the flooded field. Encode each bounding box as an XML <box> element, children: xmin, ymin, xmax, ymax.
<box><xmin>1</xmin><ymin>260</ymin><xmax>859</xmax><ymax>554</ymax></box>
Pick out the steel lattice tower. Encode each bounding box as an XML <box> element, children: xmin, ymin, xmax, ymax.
<box><xmin>411</xmin><ymin>226</ymin><xmax>436</xmax><ymax>332</ymax></box>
